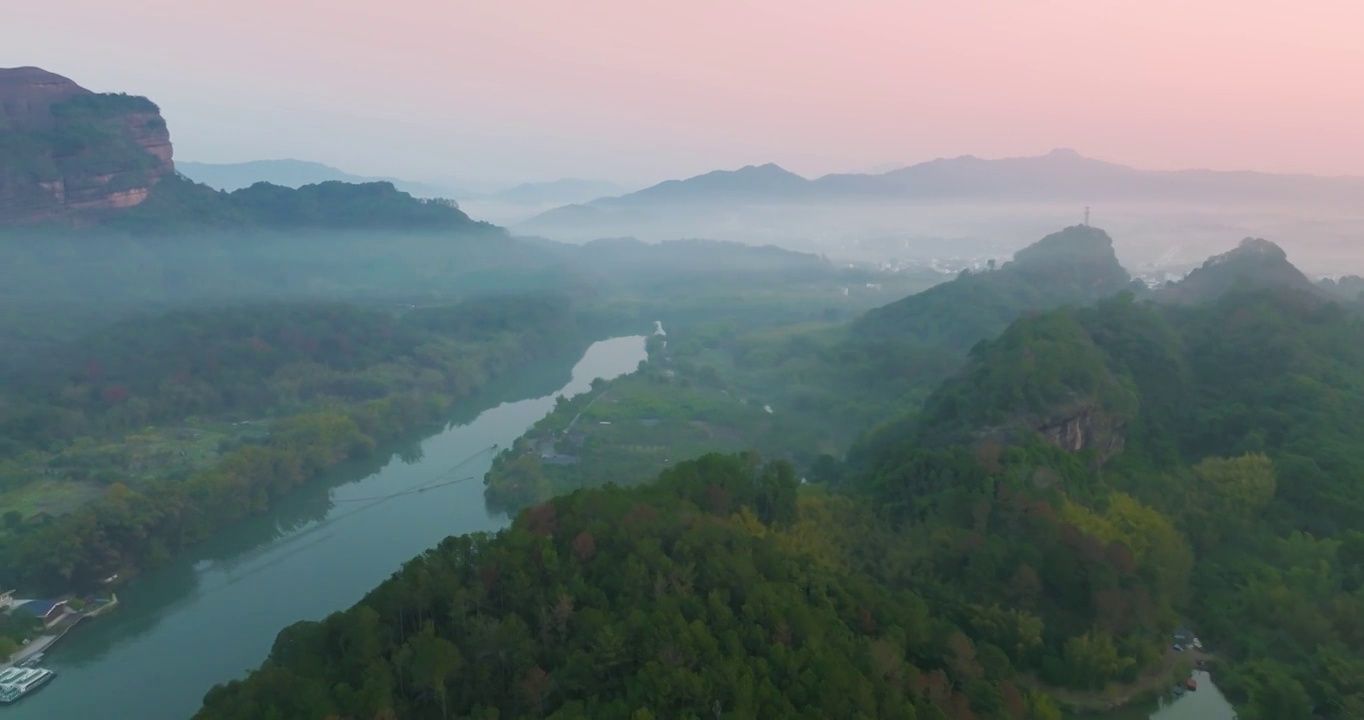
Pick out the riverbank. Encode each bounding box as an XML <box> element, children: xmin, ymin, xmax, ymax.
<box><xmin>1</xmin><ymin>315</ymin><xmax>611</xmax><ymax>592</ymax></box>
<box><xmin>1025</xmin><ymin>646</ymin><xmax>1217</xmax><ymax>715</ymax></box>
<box><xmin>3</xmin><ymin>335</ymin><xmax>649</xmax><ymax>720</ymax></box>
<box><xmin>1</xmin><ymin>594</ymin><xmax>119</xmax><ymax>670</ymax></box>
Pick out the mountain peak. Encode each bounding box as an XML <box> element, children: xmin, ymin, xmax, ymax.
<box><xmin>1</xmin><ymin>66</ymin><xmax>174</xmax><ymax>224</ymax></box>
<box><xmin>1045</xmin><ymin>147</ymin><xmax>1083</xmax><ymax>159</ymax></box>
<box><xmin>0</xmin><ymin>66</ymin><xmax>90</xmax><ymax>130</ymax></box>
<box><xmin>1158</xmin><ymin>237</ymin><xmax>1317</xmax><ymax>304</ymax></box>
<box><xmin>1213</xmin><ymin>237</ymin><xmax>1289</xmax><ymax>264</ymax></box>
<box><xmin>604</xmin><ymin>162</ymin><xmax>809</xmax><ymax>205</ymax></box>
<box><xmin>0</xmin><ymin>65</ymin><xmax>82</xmax><ymax>87</ymax></box>
<box><xmin>1010</xmin><ymin>224</ymin><xmax>1121</xmax><ymax>269</ymax></box>
<box><xmin>735</xmin><ymin>162</ymin><xmax>798</xmax><ymax>176</ymax></box>
<box><xmin>855</xmin><ymin>225</ymin><xmax>1132</xmax><ymax>348</ymax></box>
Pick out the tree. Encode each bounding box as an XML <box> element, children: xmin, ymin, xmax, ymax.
<box><xmin>571</xmin><ymin>531</ymin><xmax>596</xmax><ymax>563</ymax></box>
<box><xmin>520</xmin><ymin>666</ymin><xmax>554</xmax><ymax>717</ymax></box>
<box><xmin>406</xmin><ymin>623</ymin><xmax>462</xmax><ymax>719</ymax></box>
<box><xmin>1193</xmin><ymin>453</ymin><xmax>1276</xmax><ymax>522</ymax></box>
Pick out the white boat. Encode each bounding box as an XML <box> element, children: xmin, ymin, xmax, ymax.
<box><xmin>0</xmin><ymin>665</ymin><xmax>56</xmax><ymax>704</ymax></box>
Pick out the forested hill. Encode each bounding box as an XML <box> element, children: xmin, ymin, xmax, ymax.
<box><xmin>854</xmin><ymin>225</ymin><xmax>1136</xmax><ymax>349</ymax></box>
<box><xmin>635</xmin><ymin>226</ymin><xmax>1150</xmax><ymax>454</ymax></box>
<box><xmin>1154</xmin><ymin>237</ymin><xmax>1326</xmax><ymax>305</ymax></box>
<box><xmin>1317</xmin><ymin>274</ymin><xmax>1364</xmax><ymax>303</ymax></box>
<box><xmin>0</xmin><ymin>294</ymin><xmax>587</xmax><ymax>591</ymax></box>
<box><xmin>196</xmin><ymin>453</ymin><xmax>1069</xmax><ymax>720</ymax></box>
<box><xmin>193</xmin><ymin>236</ymin><xmax>1364</xmax><ymax>719</ymax></box>
<box><xmin>104</xmin><ymin>174</ymin><xmax>495</xmax><ymax>234</ymax></box>
<box><xmin>852</xmin><ymin>241</ymin><xmax>1364</xmax><ymax>717</ymax></box>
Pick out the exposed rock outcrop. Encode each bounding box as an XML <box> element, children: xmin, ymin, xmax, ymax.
<box><xmin>1035</xmin><ymin>404</ymin><xmax>1127</xmax><ymax>462</ymax></box>
<box><xmin>0</xmin><ymin>66</ymin><xmax>175</xmax><ymax>225</ymax></box>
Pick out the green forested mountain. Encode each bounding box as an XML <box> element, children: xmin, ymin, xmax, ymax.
<box><xmin>483</xmin><ymin>227</ymin><xmax>1149</xmax><ymax>518</ymax></box>
<box><xmin>196</xmin><ymin>454</ymin><xmax>1067</xmax><ymax>720</ymax></box>
<box><xmin>855</xmin><ymin>252</ymin><xmax>1364</xmax><ymax>716</ymax></box>
<box><xmin>480</xmin><ymin>226</ymin><xmax>1148</xmax><ymax>508</ymax></box>
<box><xmin>105</xmin><ymin>175</ymin><xmax>492</xmax><ymax>233</ymax></box>
<box><xmin>855</xmin><ymin>225</ymin><xmax>1135</xmax><ymax>348</ymax></box>
<box><xmin>1315</xmin><ymin>274</ymin><xmax>1364</xmax><ymax>303</ymax></box>
<box><xmin>760</xmin><ymin>225</ymin><xmax>1139</xmax><ymax>431</ymax></box>
<box><xmin>779</xmin><ymin>225</ymin><xmax>1136</xmax><ymax>408</ymax></box>
<box><xmin>1153</xmin><ymin>237</ymin><xmax>1326</xmax><ymax>305</ymax></box>
<box><xmin>199</xmin><ymin>233</ymin><xmax>1364</xmax><ymax>720</ymax></box>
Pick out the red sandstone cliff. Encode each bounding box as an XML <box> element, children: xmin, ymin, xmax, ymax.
<box><xmin>0</xmin><ymin>66</ymin><xmax>175</xmax><ymax>224</ymax></box>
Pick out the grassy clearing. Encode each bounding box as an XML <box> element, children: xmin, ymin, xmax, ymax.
<box><xmin>0</xmin><ymin>478</ymin><xmax>105</xmax><ymax>518</ymax></box>
<box><xmin>0</xmin><ymin>421</ymin><xmax>271</xmax><ymax>520</ymax></box>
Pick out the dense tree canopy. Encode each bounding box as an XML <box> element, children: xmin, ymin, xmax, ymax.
<box><xmin>197</xmin><ymin>454</ymin><xmax>1065</xmax><ymax>720</ymax></box>
<box><xmin>0</xmin><ymin>293</ymin><xmax>589</xmax><ymax>592</ymax></box>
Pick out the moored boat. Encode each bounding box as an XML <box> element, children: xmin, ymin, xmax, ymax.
<box><xmin>0</xmin><ymin>665</ymin><xmax>56</xmax><ymax>704</ymax></box>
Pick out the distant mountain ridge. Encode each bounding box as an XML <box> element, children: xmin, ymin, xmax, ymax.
<box><xmin>106</xmin><ymin>175</ymin><xmax>492</xmax><ymax>234</ymax></box>
<box><xmin>520</xmin><ymin>149</ymin><xmax>1364</xmax><ymax>236</ymax></box>
<box><xmin>486</xmin><ymin>178</ymin><xmax>627</xmax><ymax>205</ymax></box>
<box><xmin>177</xmin><ymin>159</ymin><xmax>453</xmax><ymax>198</ymax></box>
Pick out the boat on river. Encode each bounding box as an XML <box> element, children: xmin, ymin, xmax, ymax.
<box><xmin>0</xmin><ymin>665</ymin><xmax>56</xmax><ymax>704</ymax></box>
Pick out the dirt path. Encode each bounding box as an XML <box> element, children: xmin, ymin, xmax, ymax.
<box><xmin>1018</xmin><ymin>647</ymin><xmax>1215</xmax><ymax>713</ymax></box>
<box><xmin>565</xmin><ymin>389</ymin><xmax>611</xmax><ymax>432</ymax></box>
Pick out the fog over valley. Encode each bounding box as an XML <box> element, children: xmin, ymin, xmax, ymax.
<box><xmin>3</xmin><ymin>4</ymin><xmax>1364</xmax><ymax>719</ymax></box>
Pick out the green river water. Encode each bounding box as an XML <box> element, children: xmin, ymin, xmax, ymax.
<box><xmin>10</xmin><ymin>335</ymin><xmax>649</xmax><ymax>720</ymax></box>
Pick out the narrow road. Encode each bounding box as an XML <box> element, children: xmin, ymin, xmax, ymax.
<box><xmin>565</xmin><ymin>389</ymin><xmax>611</xmax><ymax>433</ymax></box>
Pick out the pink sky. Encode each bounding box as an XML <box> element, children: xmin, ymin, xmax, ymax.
<box><xmin>10</xmin><ymin>0</ymin><xmax>1364</xmax><ymax>185</ymax></box>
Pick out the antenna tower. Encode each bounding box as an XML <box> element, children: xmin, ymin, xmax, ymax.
<box><xmin>1084</xmin><ymin>206</ymin><xmax>1090</xmax><ymax>226</ymax></box>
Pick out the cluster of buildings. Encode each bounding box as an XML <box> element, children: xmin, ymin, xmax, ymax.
<box><xmin>1</xmin><ymin>590</ymin><xmax>71</xmax><ymax>631</ymax></box>
<box><xmin>0</xmin><ymin>589</ymin><xmax>66</xmax><ymax>703</ymax></box>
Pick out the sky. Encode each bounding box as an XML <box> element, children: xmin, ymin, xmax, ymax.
<box><xmin>8</xmin><ymin>0</ymin><xmax>1364</xmax><ymax>188</ymax></box>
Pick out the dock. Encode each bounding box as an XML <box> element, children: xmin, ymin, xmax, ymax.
<box><xmin>0</xmin><ymin>665</ymin><xmax>56</xmax><ymax>704</ymax></box>
<box><xmin>0</xmin><ymin>593</ymin><xmax>119</xmax><ymax>671</ymax></box>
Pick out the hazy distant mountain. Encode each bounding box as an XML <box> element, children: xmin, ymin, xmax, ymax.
<box><xmin>1317</xmin><ymin>275</ymin><xmax>1364</xmax><ymax>303</ymax></box>
<box><xmin>519</xmin><ymin>149</ymin><xmax>1364</xmax><ymax>238</ymax></box>
<box><xmin>177</xmin><ymin>159</ymin><xmax>454</xmax><ymax>198</ymax></box>
<box><xmin>487</xmin><ymin>178</ymin><xmax>627</xmax><ymax>205</ymax></box>
<box><xmin>858</xmin><ymin>162</ymin><xmax>909</xmax><ymax>174</ymax></box>
<box><xmin>605</xmin><ymin>163</ymin><xmax>810</xmax><ymax>204</ymax></box>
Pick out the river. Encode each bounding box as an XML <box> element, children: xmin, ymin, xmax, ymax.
<box><xmin>1077</xmin><ymin>670</ymin><xmax>1237</xmax><ymax>720</ymax></box>
<box><xmin>10</xmin><ymin>334</ymin><xmax>649</xmax><ymax>720</ymax></box>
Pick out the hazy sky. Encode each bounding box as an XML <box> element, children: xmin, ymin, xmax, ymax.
<box><xmin>10</xmin><ymin>1</ymin><xmax>1364</xmax><ymax>187</ymax></box>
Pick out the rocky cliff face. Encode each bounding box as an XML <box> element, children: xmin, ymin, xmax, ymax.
<box><xmin>1035</xmin><ymin>404</ymin><xmax>1127</xmax><ymax>462</ymax></box>
<box><xmin>0</xmin><ymin>66</ymin><xmax>175</xmax><ymax>225</ymax></box>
